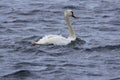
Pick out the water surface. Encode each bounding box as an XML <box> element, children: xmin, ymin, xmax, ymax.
<box><xmin>0</xmin><ymin>0</ymin><xmax>120</xmax><ymax>80</ymax></box>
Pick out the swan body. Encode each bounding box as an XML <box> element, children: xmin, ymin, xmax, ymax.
<box><xmin>32</xmin><ymin>9</ymin><xmax>77</xmax><ymax>46</ymax></box>
<box><xmin>34</xmin><ymin>35</ymin><xmax>75</xmax><ymax>45</ymax></box>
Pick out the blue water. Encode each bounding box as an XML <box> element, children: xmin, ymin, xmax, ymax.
<box><xmin>0</xmin><ymin>0</ymin><xmax>120</xmax><ymax>80</ymax></box>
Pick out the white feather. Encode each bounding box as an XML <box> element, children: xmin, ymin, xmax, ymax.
<box><xmin>36</xmin><ymin>35</ymin><xmax>72</xmax><ymax>45</ymax></box>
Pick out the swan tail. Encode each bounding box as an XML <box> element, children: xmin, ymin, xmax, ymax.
<box><xmin>32</xmin><ymin>41</ymin><xmax>39</xmax><ymax>46</ymax></box>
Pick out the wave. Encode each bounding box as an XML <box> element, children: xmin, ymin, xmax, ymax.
<box><xmin>0</xmin><ymin>44</ymin><xmax>15</xmax><ymax>49</ymax></box>
<box><xmin>3</xmin><ymin>19</ymin><xmax>32</xmax><ymax>23</ymax></box>
<box><xmin>84</xmin><ymin>44</ymin><xmax>120</xmax><ymax>52</ymax></box>
<box><xmin>63</xmin><ymin>5</ymin><xmax>80</xmax><ymax>10</ymax></box>
<box><xmin>110</xmin><ymin>77</ymin><xmax>120</xmax><ymax>80</ymax></box>
<box><xmin>1</xmin><ymin>70</ymin><xmax>31</xmax><ymax>79</ymax></box>
<box><xmin>16</xmin><ymin>9</ymin><xmax>42</xmax><ymax>16</ymax></box>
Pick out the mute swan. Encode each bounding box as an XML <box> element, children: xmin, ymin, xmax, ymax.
<box><xmin>32</xmin><ymin>9</ymin><xmax>77</xmax><ymax>46</ymax></box>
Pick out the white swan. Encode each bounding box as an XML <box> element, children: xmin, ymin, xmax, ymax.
<box><xmin>32</xmin><ymin>9</ymin><xmax>77</xmax><ymax>46</ymax></box>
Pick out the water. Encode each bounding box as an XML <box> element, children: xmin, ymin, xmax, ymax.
<box><xmin>0</xmin><ymin>0</ymin><xmax>120</xmax><ymax>80</ymax></box>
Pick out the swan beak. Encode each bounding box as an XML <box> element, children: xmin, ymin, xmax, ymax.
<box><xmin>72</xmin><ymin>13</ymin><xmax>78</xmax><ymax>18</ymax></box>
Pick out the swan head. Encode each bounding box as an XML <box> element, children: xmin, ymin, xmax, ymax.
<box><xmin>65</xmin><ymin>9</ymin><xmax>77</xmax><ymax>18</ymax></box>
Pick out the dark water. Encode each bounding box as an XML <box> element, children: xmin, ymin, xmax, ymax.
<box><xmin>0</xmin><ymin>0</ymin><xmax>120</xmax><ymax>80</ymax></box>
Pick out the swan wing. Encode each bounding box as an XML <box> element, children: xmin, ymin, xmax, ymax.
<box><xmin>37</xmin><ymin>35</ymin><xmax>71</xmax><ymax>45</ymax></box>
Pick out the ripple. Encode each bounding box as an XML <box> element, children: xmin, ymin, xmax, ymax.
<box><xmin>13</xmin><ymin>41</ymin><xmax>36</xmax><ymax>53</ymax></box>
<box><xmin>85</xmin><ymin>44</ymin><xmax>120</xmax><ymax>52</ymax></box>
<box><xmin>22</xmin><ymin>35</ymin><xmax>39</xmax><ymax>41</ymax></box>
<box><xmin>63</xmin><ymin>63</ymin><xmax>83</xmax><ymax>67</ymax></box>
<box><xmin>63</xmin><ymin>5</ymin><xmax>80</xmax><ymax>10</ymax></box>
<box><xmin>14</xmin><ymin>62</ymin><xmax>39</xmax><ymax>68</ymax></box>
<box><xmin>110</xmin><ymin>77</ymin><xmax>120</xmax><ymax>80</ymax></box>
<box><xmin>5</xmin><ymin>28</ymin><xmax>17</xmax><ymax>33</ymax></box>
<box><xmin>2</xmin><ymin>70</ymin><xmax>32</xmax><ymax>78</ymax></box>
<box><xmin>92</xmin><ymin>27</ymin><xmax>118</xmax><ymax>32</ymax></box>
<box><xmin>3</xmin><ymin>19</ymin><xmax>32</xmax><ymax>23</ymax></box>
<box><xmin>29</xmin><ymin>2</ymin><xmax>44</xmax><ymax>7</ymax></box>
<box><xmin>17</xmin><ymin>9</ymin><xmax>42</xmax><ymax>16</ymax></box>
<box><xmin>0</xmin><ymin>44</ymin><xmax>15</xmax><ymax>49</ymax></box>
<box><xmin>0</xmin><ymin>5</ymin><xmax>8</xmax><ymax>9</ymax></box>
<box><xmin>109</xmin><ymin>20</ymin><xmax>120</xmax><ymax>26</ymax></box>
<box><xmin>0</xmin><ymin>25</ymin><xmax>6</xmax><ymax>29</ymax></box>
<box><xmin>15</xmin><ymin>40</ymin><xmax>30</xmax><ymax>45</ymax></box>
<box><xmin>13</xmin><ymin>62</ymin><xmax>47</xmax><ymax>71</ymax></box>
<box><xmin>86</xmin><ymin>72</ymin><xmax>103</xmax><ymax>77</ymax></box>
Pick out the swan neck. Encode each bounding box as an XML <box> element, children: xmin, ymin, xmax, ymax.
<box><xmin>65</xmin><ymin>15</ymin><xmax>76</xmax><ymax>39</ymax></box>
